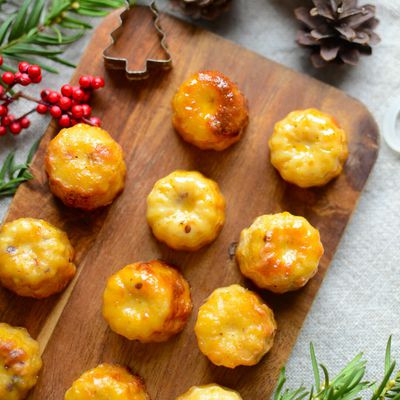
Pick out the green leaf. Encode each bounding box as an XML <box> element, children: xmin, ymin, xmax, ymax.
<box><xmin>0</xmin><ymin>15</ymin><xmax>15</xmax><ymax>45</ymax></box>
<box><xmin>26</xmin><ymin>138</ymin><xmax>40</xmax><ymax>164</ymax></box>
<box><xmin>386</xmin><ymin>336</ymin><xmax>393</xmax><ymax>374</ymax></box>
<box><xmin>310</xmin><ymin>343</ymin><xmax>321</xmax><ymax>391</ymax></box>
<box><xmin>8</xmin><ymin>0</ymin><xmax>32</xmax><ymax>40</ymax></box>
<box><xmin>0</xmin><ymin>152</ymin><xmax>14</xmax><ymax>181</ymax></box>
<box><xmin>26</xmin><ymin>0</ymin><xmax>46</xmax><ymax>31</ymax></box>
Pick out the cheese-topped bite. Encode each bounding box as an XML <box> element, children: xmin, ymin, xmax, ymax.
<box><xmin>236</xmin><ymin>212</ymin><xmax>324</xmax><ymax>293</ymax></box>
<box><xmin>45</xmin><ymin>123</ymin><xmax>126</xmax><ymax>210</ymax></box>
<box><xmin>172</xmin><ymin>70</ymin><xmax>249</xmax><ymax>151</ymax></box>
<box><xmin>0</xmin><ymin>322</ymin><xmax>42</xmax><ymax>400</ymax></box>
<box><xmin>176</xmin><ymin>384</ymin><xmax>243</xmax><ymax>400</ymax></box>
<box><xmin>269</xmin><ymin>109</ymin><xmax>348</xmax><ymax>188</ymax></box>
<box><xmin>102</xmin><ymin>260</ymin><xmax>192</xmax><ymax>342</ymax></box>
<box><xmin>0</xmin><ymin>218</ymin><xmax>76</xmax><ymax>298</ymax></box>
<box><xmin>64</xmin><ymin>363</ymin><xmax>150</xmax><ymax>400</ymax></box>
<box><xmin>194</xmin><ymin>284</ymin><xmax>276</xmax><ymax>368</ymax></box>
<box><xmin>146</xmin><ymin>170</ymin><xmax>225</xmax><ymax>251</ymax></box>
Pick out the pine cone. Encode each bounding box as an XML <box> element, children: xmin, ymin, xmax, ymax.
<box><xmin>295</xmin><ymin>0</ymin><xmax>380</xmax><ymax>68</ymax></box>
<box><xmin>171</xmin><ymin>0</ymin><xmax>232</xmax><ymax>20</ymax></box>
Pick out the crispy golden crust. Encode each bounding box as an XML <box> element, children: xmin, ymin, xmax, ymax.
<box><xmin>194</xmin><ymin>285</ymin><xmax>277</xmax><ymax>368</ymax></box>
<box><xmin>0</xmin><ymin>218</ymin><xmax>76</xmax><ymax>298</ymax></box>
<box><xmin>176</xmin><ymin>384</ymin><xmax>243</xmax><ymax>400</ymax></box>
<box><xmin>0</xmin><ymin>323</ymin><xmax>42</xmax><ymax>400</ymax></box>
<box><xmin>236</xmin><ymin>212</ymin><xmax>324</xmax><ymax>293</ymax></box>
<box><xmin>45</xmin><ymin>123</ymin><xmax>126</xmax><ymax>210</ymax></box>
<box><xmin>146</xmin><ymin>171</ymin><xmax>225</xmax><ymax>251</ymax></box>
<box><xmin>102</xmin><ymin>260</ymin><xmax>193</xmax><ymax>342</ymax></box>
<box><xmin>269</xmin><ymin>109</ymin><xmax>348</xmax><ymax>188</ymax></box>
<box><xmin>172</xmin><ymin>71</ymin><xmax>249</xmax><ymax>151</ymax></box>
<box><xmin>64</xmin><ymin>363</ymin><xmax>150</xmax><ymax>400</ymax></box>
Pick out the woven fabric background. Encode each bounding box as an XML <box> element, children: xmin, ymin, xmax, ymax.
<box><xmin>0</xmin><ymin>0</ymin><xmax>399</xmax><ymax>390</ymax></box>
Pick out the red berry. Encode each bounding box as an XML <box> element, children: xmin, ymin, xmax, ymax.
<box><xmin>83</xmin><ymin>92</ymin><xmax>91</xmax><ymax>102</ymax></box>
<box><xmin>19</xmin><ymin>73</ymin><xmax>31</xmax><ymax>86</ymax></box>
<box><xmin>48</xmin><ymin>91</ymin><xmax>60</xmax><ymax>103</ymax></box>
<box><xmin>14</xmin><ymin>71</ymin><xmax>22</xmax><ymax>82</ymax></box>
<box><xmin>71</xmin><ymin>105</ymin><xmax>83</xmax><ymax>118</ymax></box>
<box><xmin>1</xmin><ymin>116</ymin><xmax>11</xmax><ymax>126</ymax></box>
<box><xmin>18</xmin><ymin>62</ymin><xmax>30</xmax><ymax>73</ymax></box>
<box><xmin>27</xmin><ymin>65</ymin><xmax>41</xmax><ymax>78</ymax></box>
<box><xmin>89</xmin><ymin>116</ymin><xmax>101</xmax><ymax>127</ymax></box>
<box><xmin>41</xmin><ymin>89</ymin><xmax>51</xmax><ymax>101</ymax></box>
<box><xmin>36</xmin><ymin>103</ymin><xmax>48</xmax><ymax>114</ymax></box>
<box><xmin>0</xmin><ymin>105</ymin><xmax>7</xmax><ymax>116</ymax></box>
<box><xmin>20</xmin><ymin>117</ymin><xmax>30</xmax><ymax>129</ymax></box>
<box><xmin>9</xmin><ymin>121</ymin><xmax>22</xmax><ymax>134</ymax></box>
<box><xmin>58</xmin><ymin>96</ymin><xmax>72</xmax><ymax>111</ymax></box>
<box><xmin>79</xmin><ymin>75</ymin><xmax>92</xmax><ymax>89</ymax></box>
<box><xmin>2</xmin><ymin>72</ymin><xmax>14</xmax><ymax>85</ymax></box>
<box><xmin>31</xmin><ymin>75</ymin><xmax>42</xmax><ymax>84</ymax></box>
<box><xmin>0</xmin><ymin>126</ymin><xmax>6</xmax><ymax>136</ymax></box>
<box><xmin>72</xmin><ymin>88</ymin><xmax>85</xmax><ymax>101</ymax></box>
<box><xmin>91</xmin><ymin>77</ymin><xmax>105</xmax><ymax>90</ymax></box>
<box><xmin>70</xmin><ymin>118</ymin><xmax>78</xmax><ymax>126</ymax></box>
<box><xmin>50</xmin><ymin>105</ymin><xmax>62</xmax><ymax>118</ymax></box>
<box><xmin>81</xmin><ymin>104</ymin><xmax>91</xmax><ymax>117</ymax></box>
<box><xmin>61</xmin><ymin>84</ymin><xmax>73</xmax><ymax>97</ymax></box>
<box><xmin>0</xmin><ymin>86</ymin><xmax>3</xmax><ymax>97</ymax></box>
<box><xmin>0</xmin><ymin>56</ymin><xmax>3</xmax><ymax>66</ymax></box>
<box><xmin>58</xmin><ymin>114</ymin><xmax>71</xmax><ymax>128</ymax></box>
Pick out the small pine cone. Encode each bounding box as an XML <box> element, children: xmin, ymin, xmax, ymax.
<box><xmin>295</xmin><ymin>0</ymin><xmax>380</xmax><ymax>68</ymax></box>
<box><xmin>171</xmin><ymin>0</ymin><xmax>232</xmax><ymax>20</ymax></box>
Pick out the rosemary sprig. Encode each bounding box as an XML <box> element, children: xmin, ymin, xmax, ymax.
<box><xmin>0</xmin><ymin>0</ymin><xmax>134</xmax><ymax>73</ymax></box>
<box><xmin>275</xmin><ymin>337</ymin><xmax>400</xmax><ymax>400</ymax></box>
<box><xmin>0</xmin><ymin>139</ymin><xmax>39</xmax><ymax>197</ymax></box>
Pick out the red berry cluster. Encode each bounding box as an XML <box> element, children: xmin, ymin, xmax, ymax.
<box><xmin>0</xmin><ymin>55</ymin><xmax>105</xmax><ymax>137</ymax></box>
<box><xmin>36</xmin><ymin>75</ymin><xmax>104</xmax><ymax>128</ymax></box>
<box><xmin>0</xmin><ymin>58</ymin><xmax>43</xmax><ymax>135</ymax></box>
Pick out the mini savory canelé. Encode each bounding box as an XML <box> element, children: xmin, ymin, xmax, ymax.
<box><xmin>0</xmin><ymin>218</ymin><xmax>76</xmax><ymax>298</ymax></box>
<box><xmin>172</xmin><ymin>71</ymin><xmax>249</xmax><ymax>151</ymax></box>
<box><xmin>45</xmin><ymin>123</ymin><xmax>126</xmax><ymax>210</ymax></box>
<box><xmin>64</xmin><ymin>363</ymin><xmax>149</xmax><ymax>400</ymax></box>
<box><xmin>176</xmin><ymin>384</ymin><xmax>243</xmax><ymax>400</ymax></box>
<box><xmin>194</xmin><ymin>284</ymin><xmax>276</xmax><ymax>368</ymax></box>
<box><xmin>103</xmin><ymin>260</ymin><xmax>192</xmax><ymax>342</ymax></box>
<box><xmin>0</xmin><ymin>322</ymin><xmax>42</xmax><ymax>400</ymax></box>
<box><xmin>269</xmin><ymin>109</ymin><xmax>348</xmax><ymax>188</ymax></box>
<box><xmin>146</xmin><ymin>171</ymin><xmax>225</xmax><ymax>251</ymax></box>
<box><xmin>236</xmin><ymin>212</ymin><xmax>324</xmax><ymax>293</ymax></box>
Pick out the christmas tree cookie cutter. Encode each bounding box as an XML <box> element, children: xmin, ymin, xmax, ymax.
<box><xmin>103</xmin><ymin>1</ymin><xmax>172</xmax><ymax>80</ymax></box>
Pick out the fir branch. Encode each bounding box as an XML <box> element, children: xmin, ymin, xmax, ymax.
<box><xmin>0</xmin><ymin>139</ymin><xmax>39</xmax><ymax>197</ymax></box>
<box><xmin>0</xmin><ymin>0</ymin><xmax>134</xmax><ymax>73</ymax></box>
<box><xmin>275</xmin><ymin>338</ymin><xmax>400</xmax><ymax>400</ymax></box>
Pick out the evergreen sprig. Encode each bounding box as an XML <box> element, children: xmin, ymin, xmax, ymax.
<box><xmin>0</xmin><ymin>0</ymin><xmax>133</xmax><ymax>73</ymax></box>
<box><xmin>0</xmin><ymin>139</ymin><xmax>39</xmax><ymax>196</ymax></box>
<box><xmin>275</xmin><ymin>337</ymin><xmax>400</xmax><ymax>400</ymax></box>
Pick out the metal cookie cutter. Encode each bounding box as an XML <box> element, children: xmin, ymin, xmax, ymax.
<box><xmin>383</xmin><ymin>96</ymin><xmax>400</xmax><ymax>154</ymax></box>
<box><xmin>103</xmin><ymin>1</ymin><xmax>172</xmax><ymax>80</ymax></box>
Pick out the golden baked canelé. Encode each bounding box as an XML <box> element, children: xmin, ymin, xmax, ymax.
<box><xmin>194</xmin><ymin>284</ymin><xmax>276</xmax><ymax>368</ymax></box>
<box><xmin>0</xmin><ymin>218</ymin><xmax>76</xmax><ymax>298</ymax></box>
<box><xmin>269</xmin><ymin>109</ymin><xmax>348</xmax><ymax>188</ymax></box>
<box><xmin>102</xmin><ymin>260</ymin><xmax>192</xmax><ymax>342</ymax></box>
<box><xmin>45</xmin><ymin>123</ymin><xmax>126</xmax><ymax>210</ymax></box>
<box><xmin>0</xmin><ymin>322</ymin><xmax>42</xmax><ymax>400</ymax></box>
<box><xmin>176</xmin><ymin>384</ymin><xmax>243</xmax><ymax>400</ymax></box>
<box><xmin>172</xmin><ymin>71</ymin><xmax>249</xmax><ymax>150</ymax></box>
<box><xmin>64</xmin><ymin>363</ymin><xmax>149</xmax><ymax>400</ymax></box>
<box><xmin>236</xmin><ymin>212</ymin><xmax>324</xmax><ymax>293</ymax></box>
<box><xmin>146</xmin><ymin>171</ymin><xmax>225</xmax><ymax>251</ymax></box>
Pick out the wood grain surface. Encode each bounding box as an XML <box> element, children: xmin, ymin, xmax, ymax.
<box><xmin>0</xmin><ymin>6</ymin><xmax>379</xmax><ymax>400</ymax></box>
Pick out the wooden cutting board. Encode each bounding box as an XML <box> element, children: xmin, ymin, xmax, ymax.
<box><xmin>0</xmin><ymin>6</ymin><xmax>379</xmax><ymax>400</ymax></box>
